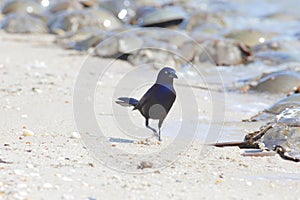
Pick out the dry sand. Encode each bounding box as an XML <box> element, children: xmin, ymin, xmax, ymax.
<box><xmin>0</xmin><ymin>32</ymin><xmax>299</xmax><ymax>200</ymax></box>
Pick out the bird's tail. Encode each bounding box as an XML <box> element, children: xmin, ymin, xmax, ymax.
<box><xmin>116</xmin><ymin>97</ymin><xmax>139</xmax><ymax>107</ymax></box>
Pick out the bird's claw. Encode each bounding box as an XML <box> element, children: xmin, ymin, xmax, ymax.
<box><xmin>152</xmin><ymin>132</ymin><xmax>161</xmax><ymax>141</ymax></box>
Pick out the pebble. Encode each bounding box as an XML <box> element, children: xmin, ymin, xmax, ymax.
<box><xmin>215</xmin><ymin>179</ymin><xmax>222</xmax><ymax>184</ymax></box>
<box><xmin>32</xmin><ymin>87</ymin><xmax>43</xmax><ymax>94</ymax></box>
<box><xmin>29</xmin><ymin>60</ymin><xmax>47</xmax><ymax>68</ymax></box>
<box><xmin>26</xmin><ymin>163</ymin><xmax>34</xmax><ymax>169</ymax></box>
<box><xmin>17</xmin><ymin>184</ymin><xmax>27</xmax><ymax>189</ymax></box>
<box><xmin>62</xmin><ymin>176</ymin><xmax>73</xmax><ymax>182</ymax></box>
<box><xmin>246</xmin><ymin>181</ymin><xmax>252</xmax><ymax>186</ymax></box>
<box><xmin>22</xmin><ymin>128</ymin><xmax>35</xmax><ymax>136</ymax></box>
<box><xmin>137</xmin><ymin>161</ymin><xmax>153</xmax><ymax>169</ymax></box>
<box><xmin>29</xmin><ymin>172</ymin><xmax>40</xmax><ymax>177</ymax></box>
<box><xmin>21</xmin><ymin>114</ymin><xmax>28</xmax><ymax>118</ymax></box>
<box><xmin>18</xmin><ymin>191</ymin><xmax>27</xmax><ymax>197</ymax></box>
<box><xmin>43</xmin><ymin>183</ymin><xmax>53</xmax><ymax>189</ymax></box>
<box><xmin>63</xmin><ymin>194</ymin><xmax>74</xmax><ymax>199</ymax></box>
<box><xmin>41</xmin><ymin>132</ymin><xmax>49</xmax><ymax>137</ymax></box>
<box><xmin>82</xmin><ymin>182</ymin><xmax>89</xmax><ymax>187</ymax></box>
<box><xmin>13</xmin><ymin>169</ymin><xmax>23</xmax><ymax>175</ymax></box>
<box><xmin>71</xmin><ymin>132</ymin><xmax>81</xmax><ymax>139</ymax></box>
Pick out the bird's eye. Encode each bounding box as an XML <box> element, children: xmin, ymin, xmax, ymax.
<box><xmin>165</xmin><ymin>71</ymin><xmax>168</xmax><ymax>74</ymax></box>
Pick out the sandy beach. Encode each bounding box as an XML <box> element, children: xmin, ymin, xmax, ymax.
<box><xmin>0</xmin><ymin>32</ymin><xmax>299</xmax><ymax>200</ymax></box>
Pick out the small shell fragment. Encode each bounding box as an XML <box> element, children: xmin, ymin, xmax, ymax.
<box><xmin>71</xmin><ymin>132</ymin><xmax>81</xmax><ymax>139</ymax></box>
<box><xmin>21</xmin><ymin>114</ymin><xmax>28</xmax><ymax>118</ymax></box>
<box><xmin>43</xmin><ymin>183</ymin><xmax>53</xmax><ymax>189</ymax></box>
<box><xmin>22</xmin><ymin>128</ymin><xmax>35</xmax><ymax>136</ymax></box>
<box><xmin>137</xmin><ymin>161</ymin><xmax>153</xmax><ymax>169</ymax></box>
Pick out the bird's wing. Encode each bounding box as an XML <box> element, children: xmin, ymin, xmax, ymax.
<box><xmin>135</xmin><ymin>84</ymin><xmax>162</xmax><ymax>109</ymax></box>
<box><xmin>136</xmin><ymin>84</ymin><xmax>176</xmax><ymax>107</ymax></box>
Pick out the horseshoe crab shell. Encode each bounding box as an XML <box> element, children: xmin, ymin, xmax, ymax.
<box><xmin>95</xmin><ymin>32</ymin><xmax>144</xmax><ymax>58</ymax></box>
<box><xmin>49</xmin><ymin>9</ymin><xmax>122</xmax><ymax>35</ymax></box>
<box><xmin>185</xmin><ymin>12</ymin><xmax>226</xmax><ymax>32</ymax></box>
<box><xmin>99</xmin><ymin>0</ymin><xmax>136</xmax><ymax>23</ymax></box>
<box><xmin>193</xmin><ymin>39</ymin><xmax>252</xmax><ymax>66</ymax></box>
<box><xmin>262</xmin><ymin>108</ymin><xmax>300</xmax><ymax>161</ymax></box>
<box><xmin>225</xmin><ymin>29</ymin><xmax>277</xmax><ymax>47</ymax></box>
<box><xmin>1</xmin><ymin>13</ymin><xmax>48</xmax><ymax>33</ymax></box>
<box><xmin>47</xmin><ymin>0</ymin><xmax>83</xmax><ymax>14</ymax></box>
<box><xmin>79</xmin><ymin>0</ymin><xmax>98</xmax><ymax>7</ymax></box>
<box><xmin>216</xmin><ymin>108</ymin><xmax>300</xmax><ymax>162</ymax></box>
<box><xmin>246</xmin><ymin>94</ymin><xmax>300</xmax><ymax>122</ymax></box>
<box><xmin>127</xmin><ymin>48</ymin><xmax>186</xmax><ymax>68</ymax></box>
<box><xmin>70</xmin><ymin>31</ymin><xmax>108</xmax><ymax>51</ymax></box>
<box><xmin>137</xmin><ymin>6</ymin><xmax>187</xmax><ymax>28</ymax></box>
<box><xmin>248</xmin><ymin>71</ymin><xmax>300</xmax><ymax>94</ymax></box>
<box><xmin>1</xmin><ymin>0</ymin><xmax>44</xmax><ymax>15</ymax></box>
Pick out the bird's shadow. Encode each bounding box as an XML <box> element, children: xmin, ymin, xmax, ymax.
<box><xmin>109</xmin><ymin>137</ymin><xmax>135</xmax><ymax>143</ymax></box>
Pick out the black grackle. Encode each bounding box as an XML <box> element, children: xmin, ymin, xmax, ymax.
<box><xmin>116</xmin><ymin>67</ymin><xmax>178</xmax><ymax>141</ymax></box>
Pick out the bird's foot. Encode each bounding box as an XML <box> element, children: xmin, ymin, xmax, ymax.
<box><xmin>158</xmin><ymin>137</ymin><xmax>161</xmax><ymax>142</ymax></box>
<box><xmin>136</xmin><ymin>138</ymin><xmax>161</xmax><ymax>145</ymax></box>
<box><xmin>152</xmin><ymin>131</ymin><xmax>161</xmax><ymax>140</ymax></box>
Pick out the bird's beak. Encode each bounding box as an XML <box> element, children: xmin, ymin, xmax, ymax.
<box><xmin>169</xmin><ymin>72</ymin><xmax>178</xmax><ymax>79</ymax></box>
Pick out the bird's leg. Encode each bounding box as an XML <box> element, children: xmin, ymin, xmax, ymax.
<box><xmin>145</xmin><ymin>118</ymin><xmax>158</xmax><ymax>137</ymax></box>
<box><xmin>158</xmin><ymin>129</ymin><xmax>161</xmax><ymax>141</ymax></box>
<box><xmin>158</xmin><ymin>119</ymin><xmax>164</xmax><ymax>141</ymax></box>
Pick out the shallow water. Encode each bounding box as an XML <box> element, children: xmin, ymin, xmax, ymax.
<box><xmin>246</xmin><ymin>173</ymin><xmax>300</xmax><ymax>181</ymax></box>
<box><xmin>186</xmin><ymin>0</ymin><xmax>300</xmax><ymax>142</ymax></box>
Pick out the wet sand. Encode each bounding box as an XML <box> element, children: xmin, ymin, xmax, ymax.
<box><xmin>0</xmin><ymin>32</ymin><xmax>299</xmax><ymax>200</ymax></box>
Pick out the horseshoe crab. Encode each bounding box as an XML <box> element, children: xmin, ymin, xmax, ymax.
<box><xmin>253</xmin><ymin>40</ymin><xmax>281</xmax><ymax>52</ymax></box>
<box><xmin>225</xmin><ymin>29</ymin><xmax>277</xmax><ymax>47</ymax></box>
<box><xmin>126</xmin><ymin>35</ymin><xmax>186</xmax><ymax>68</ymax></box>
<box><xmin>127</xmin><ymin>47</ymin><xmax>185</xmax><ymax>68</ymax></box>
<box><xmin>136</xmin><ymin>6</ymin><xmax>187</xmax><ymax>28</ymax></box>
<box><xmin>47</xmin><ymin>0</ymin><xmax>83</xmax><ymax>14</ymax></box>
<box><xmin>1</xmin><ymin>0</ymin><xmax>44</xmax><ymax>15</ymax></box>
<box><xmin>185</xmin><ymin>12</ymin><xmax>226</xmax><ymax>32</ymax></box>
<box><xmin>79</xmin><ymin>0</ymin><xmax>98</xmax><ymax>7</ymax></box>
<box><xmin>244</xmin><ymin>71</ymin><xmax>300</xmax><ymax>94</ymax></box>
<box><xmin>244</xmin><ymin>94</ymin><xmax>300</xmax><ymax>122</ymax></box>
<box><xmin>189</xmin><ymin>24</ymin><xmax>224</xmax><ymax>38</ymax></box>
<box><xmin>91</xmin><ymin>28</ymin><xmax>191</xmax><ymax>67</ymax></box>
<box><xmin>54</xmin><ymin>28</ymin><xmax>107</xmax><ymax>50</ymax></box>
<box><xmin>177</xmin><ymin>40</ymin><xmax>199</xmax><ymax>62</ymax></box>
<box><xmin>193</xmin><ymin>39</ymin><xmax>252</xmax><ymax>66</ymax></box>
<box><xmin>1</xmin><ymin>12</ymin><xmax>48</xmax><ymax>33</ymax></box>
<box><xmin>99</xmin><ymin>0</ymin><xmax>136</xmax><ymax>23</ymax></box>
<box><xmin>49</xmin><ymin>8</ymin><xmax>122</xmax><ymax>35</ymax></box>
<box><xmin>65</xmin><ymin>30</ymin><xmax>109</xmax><ymax>51</ymax></box>
<box><xmin>215</xmin><ymin>107</ymin><xmax>300</xmax><ymax>162</ymax></box>
<box><xmin>95</xmin><ymin>32</ymin><xmax>144</xmax><ymax>58</ymax></box>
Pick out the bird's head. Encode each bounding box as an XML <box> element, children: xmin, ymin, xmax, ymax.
<box><xmin>156</xmin><ymin>67</ymin><xmax>178</xmax><ymax>86</ymax></box>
